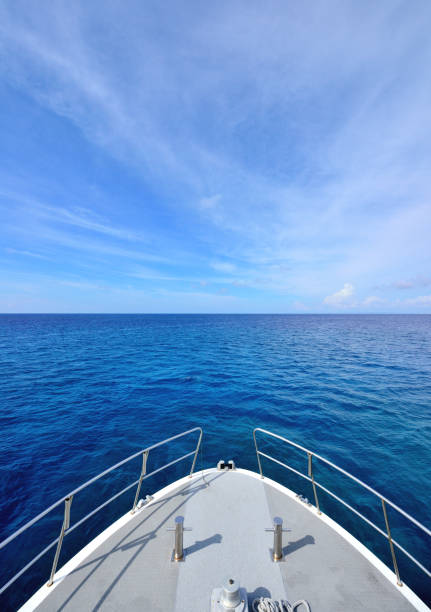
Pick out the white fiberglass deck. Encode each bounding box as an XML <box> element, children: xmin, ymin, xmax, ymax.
<box><xmin>24</xmin><ymin>468</ymin><xmax>426</xmax><ymax>612</ymax></box>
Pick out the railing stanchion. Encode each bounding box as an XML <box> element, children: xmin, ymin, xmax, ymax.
<box><xmin>189</xmin><ymin>429</ymin><xmax>203</xmax><ymax>478</ymax></box>
<box><xmin>131</xmin><ymin>450</ymin><xmax>149</xmax><ymax>514</ymax></box>
<box><xmin>382</xmin><ymin>499</ymin><xmax>402</xmax><ymax>586</ymax></box>
<box><xmin>47</xmin><ymin>496</ymin><xmax>73</xmax><ymax>587</ymax></box>
<box><xmin>253</xmin><ymin>429</ymin><xmax>264</xmax><ymax>478</ymax></box>
<box><xmin>308</xmin><ymin>453</ymin><xmax>321</xmax><ymax>515</ymax></box>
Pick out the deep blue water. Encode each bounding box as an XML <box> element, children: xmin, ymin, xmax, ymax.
<box><xmin>0</xmin><ymin>314</ymin><xmax>430</xmax><ymax>609</ymax></box>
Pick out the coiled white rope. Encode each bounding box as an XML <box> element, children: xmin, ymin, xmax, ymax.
<box><xmin>252</xmin><ymin>597</ymin><xmax>311</xmax><ymax>612</ymax></box>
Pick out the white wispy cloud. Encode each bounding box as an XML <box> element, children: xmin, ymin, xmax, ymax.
<box><xmin>324</xmin><ymin>283</ymin><xmax>355</xmax><ymax>306</ymax></box>
<box><xmin>199</xmin><ymin>194</ymin><xmax>221</xmax><ymax>210</ymax></box>
<box><xmin>404</xmin><ymin>295</ymin><xmax>431</xmax><ymax>306</ymax></box>
<box><xmin>16</xmin><ymin>226</ymin><xmax>169</xmax><ymax>264</ymax></box>
<box><xmin>0</xmin><ymin>192</ymin><xmax>144</xmax><ymax>242</ymax></box>
<box><xmin>40</xmin><ymin>204</ymin><xmax>143</xmax><ymax>242</ymax></box>
<box><xmin>374</xmin><ymin>277</ymin><xmax>431</xmax><ymax>291</ymax></box>
<box><xmin>59</xmin><ymin>279</ymin><xmax>105</xmax><ymax>290</ymax></box>
<box><xmin>129</xmin><ymin>268</ymin><xmax>203</xmax><ymax>283</ymax></box>
<box><xmin>5</xmin><ymin>248</ymin><xmax>49</xmax><ymax>260</ymax></box>
<box><xmin>362</xmin><ymin>296</ymin><xmax>385</xmax><ymax>306</ymax></box>
<box><xmin>210</xmin><ymin>261</ymin><xmax>236</xmax><ymax>274</ymax></box>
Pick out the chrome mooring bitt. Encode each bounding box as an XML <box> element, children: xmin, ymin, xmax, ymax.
<box><xmin>265</xmin><ymin>516</ymin><xmax>291</xmax><ymax>561</ymax></box>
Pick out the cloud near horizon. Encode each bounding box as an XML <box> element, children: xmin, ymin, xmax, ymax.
<box><xmin>0</xmin><ymin>1</ymin><xmax>430</xmax><ymax>312</ymax></box>
<box><xmin>324</xmin><ymin>283</ymin><xmax>355</xmax><ymax>307</ymax></box>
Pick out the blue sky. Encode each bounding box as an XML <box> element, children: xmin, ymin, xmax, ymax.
<box><xmin>0</xmin><ymin>0</ymin><xmax>430</xmax><ymax>313</ymax></box>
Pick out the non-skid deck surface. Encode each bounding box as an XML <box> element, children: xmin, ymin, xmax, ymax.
<box><xmin>35</xmin><ymin>470</ymin><xmax>416</xmax><ymax>611</ymax></box>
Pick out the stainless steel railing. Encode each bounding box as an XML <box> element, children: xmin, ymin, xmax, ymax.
<box><xmin>253</xmin><ymin>427</ymin><xmax>431</xmax><ymax>586</ymax></box>
<box><xmin>0</xmin><ymin>426</ymin><xmax>202</xmax><ymax>595</ymax></box>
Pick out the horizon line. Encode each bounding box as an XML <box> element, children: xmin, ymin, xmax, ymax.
<box><xmin>0</xmin><ymin>312</ymin><xmax>430</xmax><ymax>316</ymax></box>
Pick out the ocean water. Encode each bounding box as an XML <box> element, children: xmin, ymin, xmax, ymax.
<box><xmin>0</xmin><ymin>314</ymin><xmax>430</xmax><ymax>608</ymax></box>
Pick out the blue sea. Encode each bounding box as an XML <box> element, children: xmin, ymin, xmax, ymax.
<box><xmin>0</xmin><ymin>314</ymin><xmax>430</xmax><ymax>608</ymax></box>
